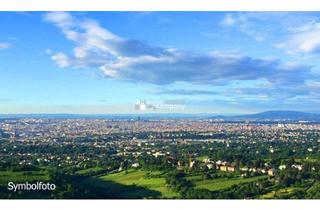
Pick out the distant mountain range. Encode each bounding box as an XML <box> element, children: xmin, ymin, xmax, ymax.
<box><xmin>1</xmin><ymin>111</ymin><xmax>320</xmax><ymax>121</ymax></box>
<box><xmin>226</xmin><ymin>111</ymin><xmax>320</xmax><ymax>121</ymax></box>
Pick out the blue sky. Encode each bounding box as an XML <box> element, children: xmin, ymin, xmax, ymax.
<box><xmin>1</xmin><ymin>12</ymin><xmax>320</xmax><ymax>114</ymax></box>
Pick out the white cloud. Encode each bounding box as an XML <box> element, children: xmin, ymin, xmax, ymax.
<box><xmin>44</xmin><ymin>11</ymin><xmax>74</xmax><ymax>29</ymax></box>
<box><xmin>219</xmin><ymin>12</ymin><xmax>318</xmax><ymax>44</ymax></box>
<box><xmin>51</xmin><ymin>52</ymin><xmax>70</xmax><ymax>68</ymax></box>
<box><xmin>277</xmin><ymin>22</ymin><xmax>320</xmax><ymax>54</ymax></box>
<box><xmin>220</xmin><ymin>13</ymin><xmax>265</xmax><ymax>42</ymax></box>
<box><xmin>45</xmin><ymin>49</ymin><xmax>52</xmax><ymax>54</ymax></box>
<box><xmin>74</xmin><ymin>47</ymin><xmax>88</xmax><ymax>58</ymax></box>
<box><xmin>44</xmin><ymin>12</ymin><xmax>316</xmax><ymax>92</ymax></box>
<box><xmin>0</xmin><ymin>42</ymin><xmax>10</xmax><ymax>50</ymax></box>
<box><xmin>44</xmin><ymin>12</ymin><xmax>120</xmax><ymax>59</ymax></box>
<box><xmin>220</xmin><ymin>14</ymin><xmax>236</xmax><ymax>26</ymax></box>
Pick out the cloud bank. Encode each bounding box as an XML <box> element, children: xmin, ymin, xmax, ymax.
<box><xmin>44</xmin><ymin>12</ymin><xmax>314</xmax><ymax>89</ymax></box>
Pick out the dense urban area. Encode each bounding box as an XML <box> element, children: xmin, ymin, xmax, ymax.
<box><xmin>1</xmin><ymin>117</ymin><xmax>320</xmax><ymax>199</ymax></box>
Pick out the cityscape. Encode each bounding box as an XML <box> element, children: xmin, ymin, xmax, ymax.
<box><xmin>1</xmin><ymin>113</ymin><xmax>320</xmax><ymax>198</ymax></box>
<box><xmin>1</xmin><ymin>12</ymin><xmax>320</xmax><ymax>199</ymax></box>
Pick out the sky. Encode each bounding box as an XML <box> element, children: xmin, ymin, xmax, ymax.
<box><xmin>1</xmin><ymin>12</ymin><xmax>320</xmax><ymax>114</ymax></box>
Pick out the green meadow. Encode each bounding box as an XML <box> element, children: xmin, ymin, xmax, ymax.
<box><xmin>100</xmin><ymin>169</ymin><xmax>179</xmax><ymax>198</ymax></box>
<box><xmin>187</xmin><ymin>175</ymin><xmax>267</xmax><ymax>191</ymax></box>
<box><xmin>100</xmin><ymin>169</ymin><xmax>268</xmax><ymax>198</ymax></box>
<box><xmin>75</xmin><ymin>167</ymin><xmax>105</xmax><ymax>175</ymax></box>
<box><xmin>0</xmin><ymin>167</ymin><xmax>269</xmax><ymax>199</ymax></box>
<box><xmin>0</xmin><ymin>170</ymin><xmax>49</xmax><ymax>185</ymax></box>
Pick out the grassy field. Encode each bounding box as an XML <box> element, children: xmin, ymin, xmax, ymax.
<box><xmin>101</xmin><ymin>169</ymin><xmax>267</xmax><ymax>198</ymax></box>
<box><xmin>0</xmin><ymin>170</ymin><xmax>52</xmax><ymax>199</ymax></box>
<box><xmin>75</xmin><ymin>167</ymin><xmax>105</xmax><ymax>175</ymax></box>
<box><xmin>264</xmin><ymin>157</ymin><xmax>320</xmax><ymax>163</ymax></box>
<box><xmin>196</xmin><ymin>155</ymin><xmax>209</xmax><ymax>161</ymax></box>
<box><xmin>100</xmin><ymin>169</ymin><xmax>178</xmax><ymax>198</ymax></box>
<box><xmin>295</xmin><ymin>157</ymin><xmax>319</xmax><ymax>163</ymax></box>
<box><xmin>0</xmin><ymin>168</ymin><xmax>268</xmax><ymax>198</ymax></box>
<box><xmin>188</xmin><ymin>175</ymin><xmax>267</xmax><ymax>191</ymax></box>
<box><xmin>260</xmin><ymin>187</ymin><xmax>298</xmax><ymax>199</ymax></box>
<box><xmin>0</xmin><ymin>170</ymin><xmax>49</xmax><ymax>185</ymax></box>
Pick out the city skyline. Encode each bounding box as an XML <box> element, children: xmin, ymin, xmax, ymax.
<box><xmin>1</xmin><ymin>12</ymin><xmax>320</xmax><ymax>114</ymax></box>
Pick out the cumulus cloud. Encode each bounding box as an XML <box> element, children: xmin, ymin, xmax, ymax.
<box><xmin>276</xmin><ymin>22</ymin><xmax>320</xmax><ymax>54</ymax></box>
<box><xmin>226</xmin><ymin>12</ymin><xmax>320</xmax><ymax>55</ymax></box>
<box><xmin>51</xmin><ymin>52</ymin><xmax>70</xmax><ymax>68</ymax></box>
<box><xmin>44</xmin><ymin>12</ymin><xmax>315</xmax><ymax>90</ymax></box>
<box><xmin>0</xmin><ymin>42</ymin><xmax>10</xmax><ymax>50</ymax></box>
<box><xmin>220</xmin><ymin>14</ymin><xmax>236</xmax><ymax>26</ymax></box>
<box><xmin>100</xmin><ymin>52</ymin><xmax>313</xmax><ymax>86</ymax></box>
<box><xmin>220</xmin><ymin>13</ymin><xmax>265</xmax><ymax>42</ymax></box>
<box><xmin>220</xmin><ymin>12</ymin><xmax>320</xmax><ymax>50</ymax></box>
